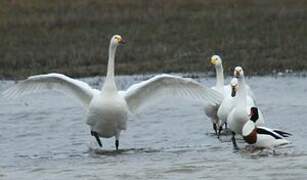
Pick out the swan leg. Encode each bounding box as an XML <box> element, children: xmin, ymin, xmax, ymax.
<box><xmin>115</xmin><ymin>132</ymin><xmax>120</xmax><ymax>151</ymax></box>
<box><xmin>91</xmin><ymin>131</ymin><xmax>102</xmax><ymax>147</ymax></box>
<box><xmin>218</xmin><ymin>123</ymin><xmax>223</xmax><ymax>138</ymax></box>
<box><xmin>213</xmin><ymin>123</ymin><xmax>218</xmax><ymax>135</ymax></box>
<box><xmin>115</xmin><ymin>140</ymin><xmax>119</xmax><ymax>151</ymax></box>
<box><xmin>231</xmin><ymin>132</ymin><xmax>239</xmax><ymax>150</ymax></box>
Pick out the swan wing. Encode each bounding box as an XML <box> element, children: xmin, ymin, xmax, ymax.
<box><xmin>2</xmin><ymin>73</ymin><xmax>97</xmax><ymax>108</ymax></box>
<box><xmin>122</xmin><ymin>74</ymin><xmax>223</xmax><ymax>114</ymax></box>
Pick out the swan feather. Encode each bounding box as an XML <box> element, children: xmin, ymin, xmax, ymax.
<box><xmin>122</xmin><ymin>74</ymin><xmax>223</xmax><ymax>114</ymax></box>
<box><xmin>2</xmin><ymin>73</ymin><xmax>98</xmax><ymax>108</ymax></box>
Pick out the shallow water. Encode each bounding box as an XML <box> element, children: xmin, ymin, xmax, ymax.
<box><xmin>0</xmin><ymin>75</ymin><xmax>307</xmax><ymax>180</ymax></box>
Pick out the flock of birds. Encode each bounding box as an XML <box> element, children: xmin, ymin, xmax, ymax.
<box><xmin>2</xmin><ymin>35</ymin><xmax>291</xmax><ymax>151</ymax></box>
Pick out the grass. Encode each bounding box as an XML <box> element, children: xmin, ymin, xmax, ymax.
<box><xmin>0</xmin><ymin>0</ymin><xmax>307</xmax><ymax>79</ymax></box>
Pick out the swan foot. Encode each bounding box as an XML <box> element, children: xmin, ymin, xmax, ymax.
<box><xmin>231</xmin><ymin>132</ymin><xmax>239</xmax><ymax>150</ymax></box>
<box><xmin>91</xmin><ymin>131</ymin><xmax>102</xmax><ymax>147</ymax></box>
<box><xmin>115</xmin><ymin>140</ymin><xmax>119</xmax><ymax>150</ymax></box>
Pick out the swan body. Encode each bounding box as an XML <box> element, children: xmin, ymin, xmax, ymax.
<box><xmin>87</xmin><ymin>90</ymin><xmax>128</xmax><ymax>138</ymax></box>
<box><xmin>206</xmin><ymin>55</ymin><xmax>256</xmax><ymax>135</ymax></box>
<box><xmin>227</xmin><ymin>67</ymin><xmax>264</xmax><ymax>135</ymax></box>
<box><xmin>242</xmin><ymin>120</ymin><xmax>290</xmax><ymax>148</ymax></box>
<box><xmin>3</xmin><ymin>35</ymin><xmax>222</xmax><ymax>150</ymax></box>
<box><xmin>204</xmin><ymin>55</ymin><xmax>231</xmax><ymax>133</ymax></box>
<box><xmin>217</xmin><ymin>78</ymin><xmax>257</xmax><ymax>127</ymax></box>
<box><xmin>217</xmin><ymin>78</ymin><xmax>238</xmax><ymax>126</ymax></box>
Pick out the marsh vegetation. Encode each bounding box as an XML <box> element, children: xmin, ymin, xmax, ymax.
<box><xmin>0</xmin><ymin>0</ymin><xmax>306</xmax><ymax>79</ymax></box>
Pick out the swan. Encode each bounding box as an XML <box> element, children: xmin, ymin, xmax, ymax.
<box><xmin>227</xmin><ymin>66</ymin><xmax>264</xmax><ymax>149</ymax></box>
<box><xmin>206</xmin><ymin>55</ymin><xmax>255</xmax><ymax>135</ymax></box>
<box><xmin>216</xmin><ymin>77</ymin><xmax>239</xmax><ymax>136</ymax></box>
<box><xmin>204</xmin><ymin>55</ymin><xmax>231</xmax><ymax>135</ymax></box>
<box><xmin>2</xmin><ymin>35</ymin><xmax>223</xmax><ymax>150</ymax></box>
<box><xmin>242</xmin><ymin>108</ymin><xmax>291</xmax><ymax>149</ymax></box>
<box><xmin>217</xmin><ymin>76</ymin><xmax>257</xmax><ymax>137</ymax></box>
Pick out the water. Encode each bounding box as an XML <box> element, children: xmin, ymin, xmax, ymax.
<box><xmin>0</xmin><ymin>75</ymin><xmax>307</xmax><ymax>180</ymax></box>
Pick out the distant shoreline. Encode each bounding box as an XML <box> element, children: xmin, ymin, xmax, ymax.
<box><xmin>2</xmin><ymin>71</ymin><xmax>307</xmax><ymax>81</ymax></box>
<box><xmin>1</xmin><ymin>0</ymin><xmax>306</xmax><ymax>79</ymax></box>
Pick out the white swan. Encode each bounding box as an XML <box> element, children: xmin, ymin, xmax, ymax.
<box><xmin>242</xmin><ymin>112</ymin><xmax>291</xmax><ymax>149</ymax></box>
<box><xmin>206</xmin><ymin>55</ymin><xmax>254</xmax><ymax>135</ymax></box>
<box><xmin>227</xmin><ymin>66</ymin><xmax>264</xmax><ymax>149</ymax></box>
<box><xmin>2</xmin><ymin>35</ymin><xmax>223</xmax><ymax>150</ymax></box>
<box><xmin>204</xmin><ymin>55</ymin><xmax>231</xmax><ymax>134</ymax></box>
<box><xmin>217</xmin><ymin>76</ymin><xmax>256</xmax><ymax>135</ymax></box>
<box><xmin>216</xmin><ymin>77</ymin><xmax>239</xmax><ymax>136</ymax></box>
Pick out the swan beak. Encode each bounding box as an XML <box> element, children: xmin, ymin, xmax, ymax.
<box><xmin>234</xmin><ymin>70</ymin><xmax>240</xmax><ymax>78</ymax></box>
<box><xmin>210</xmin><ymin>58</ymin><xmax>216</xmax><ymax>65</ymax></box>
<box><xmin>119</xmin><ymin>38</ymin><xmax>126</xmax><ymax>44</ymax></box>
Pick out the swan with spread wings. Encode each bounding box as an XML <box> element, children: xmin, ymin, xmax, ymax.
<box><xmin>3</xmin><ymin>35</ymin><xmax>223</xmax><ymax>150</ymax></box>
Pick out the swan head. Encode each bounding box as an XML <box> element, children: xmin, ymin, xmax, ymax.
<box><xmin>234</xmin><ymin>66</ymin><xmax>244</xmax><ymax>78</ymax></box>
<box><xmin>230</xmin><ymin>78</ymin><xmax>239</xmax><ymax>97</ymax></box>
<box><xmin>111</xmin><ymin>35</ymin><xmax>126</xmax><ymax>46</ymax></box>
<box><xmin>210</xmin><ymin>55</ymin><xmax>222</xmax><ymax>66</ymax></box>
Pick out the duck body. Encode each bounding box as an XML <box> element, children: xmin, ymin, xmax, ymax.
<box><xmin>242</xmin><ymin>121</ymin><xmax>290</xmax><ymax>148</ymax></box>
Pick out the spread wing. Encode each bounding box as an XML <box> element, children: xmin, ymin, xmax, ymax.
<box><xmin>121</xmin><ymin>74</ymin><xmax>223</xmax><ymax>114</ymax></box>
<box><xmin>2</xmin><ymin>73</ymin><xmax>98</xmax><ymax>108</ymax></box>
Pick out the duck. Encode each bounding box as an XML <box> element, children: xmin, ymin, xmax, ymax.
<box><xmin>227</xmin><ymin>66</ymin><xmax>264</xmax><ymax>149</ymax></box>
<box><xmin>242</xmin><ymin>107</ymin><xmax>291</xmax><ymax>149</ymax></box>
<box><xmin>2</xmin><ymin>35</ymin><xmax>223</xmax><ymax>150</ymax></box>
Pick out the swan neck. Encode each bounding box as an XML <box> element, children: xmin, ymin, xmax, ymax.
<box><xmin>237</xmin><ymin>76</ymin><xmax>247</xmax><ymax>107</ymax></box>
<box><xmin>103</xmin><ymin>43</ymin><xmax>117</xmax><ymax>91</ymax></box>
<box><xmin>215</xmin><ymin>65</ymin><xmax>224</xmax><ymax>93</ymax></box>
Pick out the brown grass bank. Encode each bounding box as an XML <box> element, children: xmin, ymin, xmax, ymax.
<box><xmin>0</xmin><ymin>0</ymin><xmax>307</xmax><ymax>79</ymax></box>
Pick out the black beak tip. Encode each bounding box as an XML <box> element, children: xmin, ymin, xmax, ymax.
<box><xmin>120</xmin><ymin>39</ymin><xmax>127</xmax><ymax>44</ymax></box>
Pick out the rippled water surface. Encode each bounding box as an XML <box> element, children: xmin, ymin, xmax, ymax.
<box><xmin>0</xmin><ymin>75</ymin><xmax>307</xmax><ymax>180</ymax></box>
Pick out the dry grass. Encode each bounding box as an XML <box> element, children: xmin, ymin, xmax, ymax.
<box><xmin>0</xmin><ymin>0</ymin><xmax>307</xmax><ymax>79</ymax></box>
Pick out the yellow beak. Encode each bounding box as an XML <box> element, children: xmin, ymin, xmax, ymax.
<box><xmin>211</xmin><ymin>59</ymin><xmax>216</xmax><ymax>65</ymax></box>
